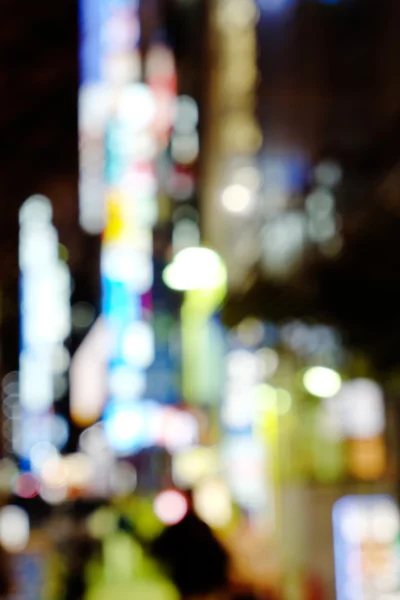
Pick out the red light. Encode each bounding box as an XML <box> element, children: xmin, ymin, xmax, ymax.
<box><xmin>14</xmin><ymin>473</ymin><xmax>39</xmax><ymax>499</ymax></box>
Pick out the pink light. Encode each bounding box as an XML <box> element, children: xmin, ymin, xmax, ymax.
<box><xmin>14</xmin><ymin>473</ymin><xmax>39</xmax><ymax>499</ymax></box>
<box><xmin>153</xmin><ymin>489</ymin><xmax>188</xmax><ymax>525</ymax></box>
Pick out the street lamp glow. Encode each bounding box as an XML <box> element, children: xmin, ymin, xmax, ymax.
<box><xmin>163</xmin><ymin>247</ymin><xmax>227</xmax><ymax>291</ymax></box>
<box><xmin>303</xmin><ymin>366</ymin><xmax>342</xmax><ymax>398</ymax></box>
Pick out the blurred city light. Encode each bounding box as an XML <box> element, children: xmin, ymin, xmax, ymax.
<box><xmin>303</xmin><ymin>366</ymin><xmax>342</xmax><ymax>398</ymax></box>
<box><xmin>0</xmin><ymin>506</ymin><xmax>30</xmax><ymax>552</ymax></box>
<box><xmin>163</xmin><ymin>247</ymin><xmax>227</xmax><ymax>291</ymax></box>
<box><xmin>193</xmin><ymin>478</ymin><xmax>233</xmax><ymax>528</ymax></box>
<box><xmin>153</xmin><ymin>490</ymin><xmax>188</xmax><ymax>526</ymax></box>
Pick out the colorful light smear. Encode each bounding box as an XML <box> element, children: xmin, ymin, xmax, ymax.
<box><xmin>18</xmin><ymin>196</ymin><xmax>71</xmax><ymax>469</ymax></box>
<box><xmin>333</xmin><ymin>495</ymin><xmax>400</xmax><ymax>599</ymax></box>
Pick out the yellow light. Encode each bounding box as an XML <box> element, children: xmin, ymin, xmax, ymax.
<box><xmin>162</xmin><ymin>247</ymin><xmax>227</xmax><ymax>291</ymax></box>
<box><xmin>193</xmin><ymin>478</ymin><xmax>233</xmax><ymax>528</ymax></box>
<box><xmin>303</xmin><ymin>366</ymin><xmax>342</xmax><ymax>398</ymax></box>
<box><xmin>172</xmin><ymin>447</ymin><xmax>219</xmax><ymax>488</ymax></box>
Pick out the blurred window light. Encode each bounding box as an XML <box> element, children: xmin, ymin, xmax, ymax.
<box><xmin>193</xmin><ymin>478</ymin><xmax>233</xmax><ymax>528</ymax></box>
<box><xmin>303</xmin><ymin>366</ymin><xmax>342</xmax><ymax>398</ymax></box>
<box><xmin>313</xmin><ymin>160</ymin><xmax>342</xmax><ymax>188</ymax></box>
<box><xmin>153</xmin><ymin>490</ymin><xmax>188</xmax><ymax>526</ymax></box>
<box><xmin>174</xmin><ymin>96</ymin><xmax>199</xmax><ymax>134</ymax></box>
<box><xmin>0</xmin><ymin>506</ymin><xmax>30</xmax><ymax>552</ymax></box>
<box><xmin>221</xmin><ymin>183</ymin><xmax>255</xmax><ymax>214</ymax></box>
<box><xmin>172</xmin><ymin>447</ymin><xmax>219</xmax><ymax>488</ymax></box>
<box><xmin>171</xmin><ymin>133</ymin><xmax>199</xmax><ymax>165</ymax></box>
<box><xmin>163</xmin><ymin>247</ymin><xmax>227</xmax><ymax>291</ymax></box>
<box><xmin>116</xmin><ymin>84</ymin><xmax>156</xmax><ymax>132</ymax></box>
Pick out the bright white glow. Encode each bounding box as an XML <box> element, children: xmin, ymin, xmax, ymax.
<box><xmin>30</xmin><ymin>442</ymin><xmax>59</xmax><ymax>475</ymax></box>
<box><xmin>109</xmin><ymin>366</ymin><xmax>146</xmax><ymax>400</ymax></box>
<box><xmin>19</xmin><ymin>350</ymin><xmax>53</xmax><ymax>413</ymax></box>
<box><xmin>0</xmin><ymin>506</ymin><xmax>30</xmax><ymax>552</ymax></box>
<box><xmin>174</xmin><ymin>96</ymin><xmax>199</xmax><ymax>134</ymax></box>
<box><xmin>337</xmin><ymin>379</ymin><xmax>385</xmax><ymax>439</ymax></box>
<box><xmin>172</xmin><ymin>447</ymin><xmax>219</xmax><ymax>488</ymax></box>
<box><xmin>370</xmin><ymin>500</ymin><xmax>400</xmax><ymax>544</ymax></box>
<box><xmin>19</xmin><ymin>225</ymin><xmax>58</xmax><ymax>270</ymax></box>
<box><xmin>221</xmin><ymin>184</ymin><xmax>254</xmax><ymax>214</ymax></box>
<box><xmin>194</xmin><ymin>479</ymin><xmax>233</xmax><ymax>528</ymax></box>
<box><xmin>117</xmin><ymin>84</ymin><xmax>156</xmax><ymax>132</ymax></box>
<box><xmin>122</xmin><ymin>322</ymin><xmax>155</xmax><ymax>369</ymax></box>
<box><xmin>339</xmin><ymin>504</ymin><xmax>370</xmax><ymax>544</ymax></box>
<box><xmin>163</xmin><ymin>247</ymin><xmax>227</xmax><ymax>291</ymax></box>
<box><xmin>19</xmin><ymin>195</ymin><xmax>53</xmax><ymax>227</ymax></box>
<box><xmin>303</xmin><ymin>366</ymin><xmax>342</xmax><ymax>398</ymax></box>
<box><xmin>226</xmin><ymin>350</ymin><xmax>262</xmax><ymax>382</ymax></box>
<box><xmin>101</xmin><ymin>246</ymin><xmax>153</xmax><ymax>292</ymax></box>
<box><xmin>153</xmin><ymin>490</ymin><xmax>188</xmax><ymax>525</ymax></box>
<box><xmin>104</xmin><ymin>405</ymin><xmax>146</xmax><ymax>455</ymax></box>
